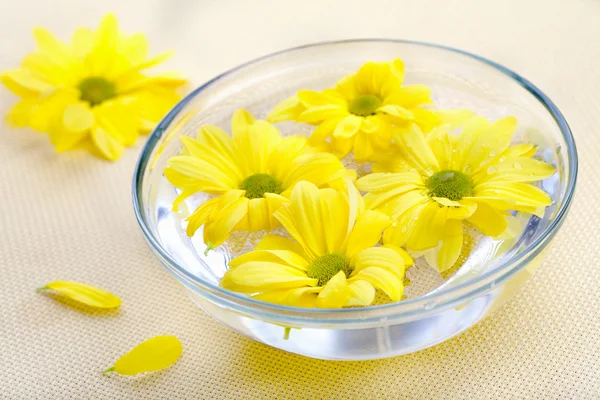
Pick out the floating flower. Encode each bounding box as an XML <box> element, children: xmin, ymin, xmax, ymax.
<box><xmin>221</xmin><ymin>181</ymin><xmax>412</xmax><ymax>308</ymax></box>
<box><xmin>268</xmin><ymin>58</ymin><xmax>444</xmax><ymax>161</ymax></box>
<box><xmin>356</xmin><ymin>116</ymin><xmax>556</xmax><ymax>272</ymax></box>
<box><xmin>165</xmin><ymin>109</ymin><xmax>350</xmax><ymax>250</ymax></box>
<box><xmin>1</xmin><ymin>14</ymin><xmax>186</xmax><ymax>160</ymax></box>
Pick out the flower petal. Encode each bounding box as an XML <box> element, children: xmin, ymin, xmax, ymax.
<box><xmin>406</xmin><ymin>201</ymin><xmax>443</xmax><ymax>251</ymax></box>
<box><xmin>282</xmin><ymin>153</ymin><xmax>345</xmax><ymax>190</ymax></box>
<box><xmin>467</xmin><ymin>200</ymin><xmax>508</xmax><ymax>236</ymax></box>
<box><xmin>229</xmin><ymin>249</ymin><xmax>308</xmax><ymax>270</ymax></box>
<box><xmin>320</xmin><ymin>188</ymin><xmax>349</xmax><ymax>254</ymax></box>
<box><xmin>231</xmin><ymin>109</ymin><xmax>282</xmax><ymax>175</ymax></box>
<box><xmin>167</xmin><ymin>155</ymin><xmax>238</xmax><ymax>192</ymax></box>
<box><xmin>91</xmin><ymin>125</ymin><xmax>124</xmax><ymax>161</ymax></box>
<box><xmin>227</xmin><ymin>261</ymin><xmax>317</xmax><ymax>290</ymax></box>
<box><xmin>383</xmin><ymin>85</ymin><xmax>432</xmax><ymax>107</ymax></box>
<box><xmin>475</xmin><ymin>182</ymin><xmax>552</xmax><ymax>208</ymax></box>
<box><xmin>316</xmin><ymin>270</ymin><xmax>350</xmax><ymax>308</ymax></box>
<box><xmin>63</xmin><ymin>102</ymin><xmax>94</xmax><ymax>132</ymax></box>
<box><xmin>274</xmin><ymin>181</ymin><xmax>326</xmax><ymax>258</ymax></box>
<box><xmin>345</xmin><ymin>210</ymin><xmax>390</xmax><ymax>258</ymax></box>
<box><xmin>185</xmin><ymin>196</ymin><xmax>220</xmax><ymax>236</ymax></box>
<box><xmin>256</xmin><ymin>234</ymin><xmax>307</xmax><ymax>256</ymax></box>
<box><xmin>39</xmin><ymin>281</ymin><xmax>121</xmax><ymax>309</ymax></box>
<box><xmin>477</xmin><ymin>157</ymin><xmax>556</xmax><ymax>184</ymax></box>
<box><xmin>267</xmin><ymin>95</ymin><xmax>305</xmax><ymax>123</ymax></box>
<box><xmin>393</xmin><ymin>124</ymin><xmax>439</xmax><ymax>173</ymax></box>
<box><xmin>105</xmin><ymin>336</ymin><xmax>182</xmax><ymax>376</ymax></box>
<box><xmin>425</xmin><ymin>219</ymin><xmax>464</xmax><ymax>272</ymax></box>
<box><xmin>1</xmin><ymin>69</ymin><xmax>52</xmax><ymax>96</ymax></box>
<box><xmin>333</xmin><ymin>114</ymin><xmax>363</xmax><ymax>139</ymax></box>
<box><xmin>267</xmin><ymin>136</ymin><xmax>308</xmax><ymax>181</ymax></box>
<box><xmin>203</xmin><ymin>195</ymin><xmax>249</xmax><ymax>247</ymax></box>
<box><xmin>349</xmin><ymin>267</ymin><xmax>403</xmax><ymax>301</ymax></box>
<box><xmin>377</xmin><ymin>104</ymin><xmax>414</xmax><ymax>120</ymax></box>
<box><xmin>345</xmin><ymin>280</ymin><xmax>376</xmax><ymax>306</ymax></box>
<box><xmin>246</xmin><ymin>197</ymin><xmax>272</xmax><ymax>232</ymax></box>
<box><xmin>351</xmin><ymin>247</ymin><xmax>405</xmax><ymax>276</ymax></box>
<box><xmin>356</xmin><ymin>172</ymin><xmax>422</xmax><ymax>193</ymax></box>
<box><xmin>462</xmin><ymin>116</ymin><xmax>517</xmax><ymax>173</ymax></box>
<box><xmin>252</xmin><ymin>287</ymin><xmax>321</xmax><ymax>308</ymax></box>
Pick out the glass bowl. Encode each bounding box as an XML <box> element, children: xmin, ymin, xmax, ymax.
<box><xmin>132</xmin><ymin>39</ymin><xmax>577</xmax><ymax>360</ymax></box>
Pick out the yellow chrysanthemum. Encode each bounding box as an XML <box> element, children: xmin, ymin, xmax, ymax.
<box><xmin>356</xmin><ymin>116</ymin><xmax>556</xmax><ymax>272</ymax></box>
<box><xmin>165</xmin><ymin>109</ymin><xmax>351</xmax><ymax>250</ymax></box>
<box><xmin>267</xmin><ymin>58</ymin><xmax>463</xmax><ymax>162</ymax></box>
<box><xmin>1</xmin><ymin>14</ymin><xmax>186</xmax><ymax>160</ymax></box>
<box><xmin>221</xmin><ymin>181</ymin><xmax>412</xmax><ymax>308</ymax></box>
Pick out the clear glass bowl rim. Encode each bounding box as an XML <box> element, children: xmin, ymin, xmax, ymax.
<box><xmin>132</xmin><ymin>39</ymin><xmax>578</xmax><ymax>325</ymax></box>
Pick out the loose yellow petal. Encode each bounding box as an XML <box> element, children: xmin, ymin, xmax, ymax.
<box><xmin>39</xmin><ymin>281</ymin><xmax>121</xmax><ymax>309</ymax></box>
<box><xmin>316</xmin><ymin>270</ymin><xmax>350</xmax><ymax>308</ymax></box>
<box><xmin>105</xmin><ymin>335</ymin><xmax>182</xmax><ymax>376</ymax></box>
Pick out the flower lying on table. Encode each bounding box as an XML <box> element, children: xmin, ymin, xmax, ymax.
<box><xmin>1</xmin><ymin>13</ymin><xmax>186</xmax><ymax>160</ymax></box>
<box><xmin>165</xmin><ymin>57</ymin><xmax>556</xmax><ymax>309</ymax></box>
<box><xmin>221</xmin><ymin>181</ymin><xmax>412</xmax><ymax>308</ymax></box>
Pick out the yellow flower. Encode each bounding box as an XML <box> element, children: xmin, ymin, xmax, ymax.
<box><xmin>165</xmin><ymin>109</ymin><xmax>350</xmax><ymax>250</ymax></box>
<box><xmin>356</xmin><ymin>116</ymin><xmax>556</xmax><ymax>272</ymax></box>
<box><xmin>268</xmin><ymin>58</ymin><xmax>442</xmax><ymax>161</ymax></box>
<box><xmin>221</xmin><ymin>181</ymin><xmax>412</xmax><ymax>308</ymax></box>
<box><xmin>1</xmin><ymin>14</ymin><xmax>186</xmax><ymax>160</ymax></box>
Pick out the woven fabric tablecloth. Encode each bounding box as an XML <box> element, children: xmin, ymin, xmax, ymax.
<box><xmin>1</xmin><ymin>0</ymin><xmax>599</xmax><ymax>398</ymax></box>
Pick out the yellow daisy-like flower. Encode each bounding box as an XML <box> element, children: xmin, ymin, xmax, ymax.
<box><xmin>221</xmin><ymin>181</ymin><xmax>412</xmax><ymax>308</ymax></box>
<box><xmin>1</xmin><ymin>14</ymin><xmax>186</xmax><ymax>160</ymax></box>
<box><xmin>356</xmin><ymin>116</ymin><xmax>556</xmax><ymax>272</ymax></box>
<box><xmin>165</xmin><ymin>109</ymin><xmax>350</xmax><ymax>250</ymax></box>
<box><xmin>268</xmin><ymin>58</ymin><xmax>443</xmax><ymax>161</ymax></box>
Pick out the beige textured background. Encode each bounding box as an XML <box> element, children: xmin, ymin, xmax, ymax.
<box><xmin>1</xmin><ymin>0</ymin><xmax>599</xmax><ymax>398</ymax></box>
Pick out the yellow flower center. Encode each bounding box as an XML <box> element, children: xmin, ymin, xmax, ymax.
<box><xmin>426</xmin><ymin>170</ymin><xmax>474</xmax><ymax>201</ymax></box>
<box><xmin>306</xmin><ymin>253</ymin><xmax>352</xmax><ymax>286</ymax></box>
<box><xmin>78</xmin><ymin>77</ymin><xmax>116</xmax><ymax>106</ymax></box>
<box><xmin>349</xmin><ymin>95</ymin><xmax>381</xmax><ymax>117</ymax></box>
<box><xmin>240</xmin><ymin>173</ymin><xmax>283</xmax><ymax>199</ymax></box>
